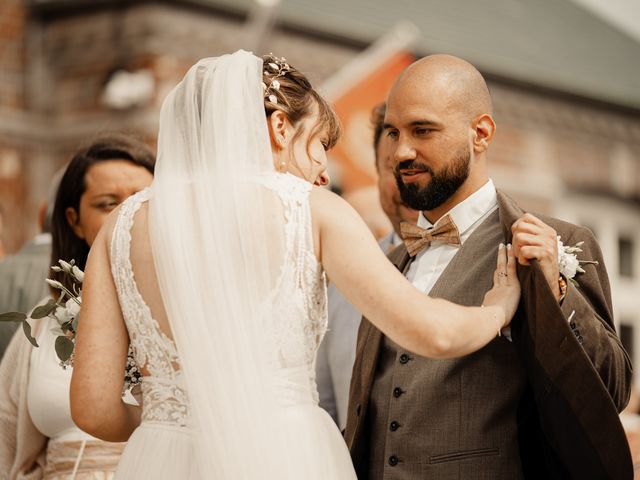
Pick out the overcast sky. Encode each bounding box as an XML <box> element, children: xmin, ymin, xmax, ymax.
<box><xmin>570</xmin><ymin>0</ymin><xmax>640</xmax><ymax>42</ymax></box>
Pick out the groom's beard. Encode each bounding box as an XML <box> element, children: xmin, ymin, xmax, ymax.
<box><xmin>394</xmin><ymin>145</ymin><xmax>471</xmax><ymax>212</ymax></box>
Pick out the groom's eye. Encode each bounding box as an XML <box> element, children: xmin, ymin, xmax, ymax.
<box><xmin>415</xmin><ymin>128</ymin><xmax>431</xmax><ymax>136</ymax></box>
<box><xmin>387</xmin><ymin>130</ymin><xmax>399</xmax><ymax>140</ymax></box>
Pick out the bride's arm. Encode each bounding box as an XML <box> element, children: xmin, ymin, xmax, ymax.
<box><xmin>70</xmin><ymin>213</ymin><xmax>141</xmax><ymax>442</ymax></box>
<box><xmin>311</xmin><ymin>187</ymin><xmax>518</xmax><ymax>359</ymax></box>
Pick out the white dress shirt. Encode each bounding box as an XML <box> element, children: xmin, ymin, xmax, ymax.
<box><xmin>406</xmin><ymin>180</ymin><xmax>498</xmax><ymax>293</ymax></box>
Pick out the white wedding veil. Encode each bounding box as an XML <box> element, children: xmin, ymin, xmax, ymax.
<box><xmin>148</xmin><ymin>51</ymin><xmax>304</xmax><ymax>477</ymax></box>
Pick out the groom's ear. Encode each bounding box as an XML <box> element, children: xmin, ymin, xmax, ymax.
<box><xmin>268</xmin><ymin>110</ymin><xmax>290</xmax><ymax>149</ymax></box>
<box><xmin>472</xmin><ymin>113</ymin><xmax>496</xmax><ymax>154</ymax></box>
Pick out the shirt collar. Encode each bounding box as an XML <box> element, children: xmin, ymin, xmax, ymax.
<box><xmin>417</xmin><ymin>179</ymin><xmax>498</xmax><ymax>242</ymax></box>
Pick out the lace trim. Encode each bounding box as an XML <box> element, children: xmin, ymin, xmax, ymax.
<box><xmin>111</xmin><ymin>188</ymin><xmax>190</xmax><ymax>423</ymax></box>
<box><xmin>111</xmin><ymin>188</ymin><xmax>181</xmax><ymax>380</ymax></box>
<box><xmin>140</xmin><ymin>377</ymin><xmax>190</xmax><ymax>427</ymax></box>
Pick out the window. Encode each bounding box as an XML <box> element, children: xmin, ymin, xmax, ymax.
<box><xmin>620</xmin><ymin>323</ymin><xmax>634</xmax><ymax>362</ymax></box>
<box><xmin>619</xmin><ymin>236</ymin><xmax>634</xmax><ymax>278</ymax></box>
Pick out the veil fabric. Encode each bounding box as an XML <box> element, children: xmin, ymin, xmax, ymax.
<box><xmin>148</xmin><ymin>51</ymin><xmax>304</xmax><ymax>477</ymax></box>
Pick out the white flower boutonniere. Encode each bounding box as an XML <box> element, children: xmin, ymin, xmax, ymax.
<box><xmin>557</xmin><ymin>236</ymin><xmax>599</xmax><ymax>286</ymax></box>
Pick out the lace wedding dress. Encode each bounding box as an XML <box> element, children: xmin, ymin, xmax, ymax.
<box><xmin>109</xmin><ymin>173</ymin><xmax>356</xmax><ymax>479</ymax></box>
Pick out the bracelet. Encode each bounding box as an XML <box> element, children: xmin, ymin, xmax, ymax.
<box><xmin>481</xmin><ymin>304</ymin><xmax>502</xmax><ymax>337</ymax></box>
<box><xmin>558</xmin><ymin>275</ymin><xmax>567</xmax><ymax>298</ymax></box>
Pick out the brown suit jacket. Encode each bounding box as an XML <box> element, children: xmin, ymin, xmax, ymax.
<box><xmin>345</xmin><ymin>191</ymin><xmax>632</xmax><ymax>479</ymax></box>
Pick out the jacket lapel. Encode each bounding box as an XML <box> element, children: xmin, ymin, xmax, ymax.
<box><xmin>356</xmin><ymin>244</ymin><xmax>412</xmax><ymax>395</ymax></box>
<box><xmin>428</xmin><ymin>208</ymin><xmax>502</xmax><ymax>302</ymax></box>
<box><xmin>496</xmin><ymin>190</ymin><xmax>632</xmax><ymax>478</ymax></box>
<box><xmin>346</xmin><ymin>243</ymin><xmax>411</xmax><ymax>450</ymax></box>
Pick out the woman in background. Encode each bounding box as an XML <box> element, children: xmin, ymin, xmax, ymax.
<box><xmin>0</xmin><ymin>134</ymin><xmax>154</xmax><ymax>479</ymax></box>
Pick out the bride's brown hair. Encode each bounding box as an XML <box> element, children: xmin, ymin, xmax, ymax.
<box><xmin>262</xmin><ymin>55</ymin><xmax>341</xmax><ymax>155</ymax></box>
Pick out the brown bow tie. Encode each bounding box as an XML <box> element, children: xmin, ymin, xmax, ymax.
<box><xmin>400</xmin><ymin>214</ymin><xmax>462</xmax><ymax>257</ymax></box>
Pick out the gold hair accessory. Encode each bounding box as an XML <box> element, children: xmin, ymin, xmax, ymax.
<box><xmin>263</xmin><ymin>55</ymin><xmax>291</xmax><ymax>105</ymax></box>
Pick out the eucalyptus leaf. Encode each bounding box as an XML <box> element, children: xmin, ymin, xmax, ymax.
<box><xmin>22</xmin><ymin>321</ymin><xmax>38</xmax><ymax>348</ymax></box>
<box><xmin>55</xmin><ymin>336</ymin><xmax>74</xmax><ymax>362</ymax></box>
<box><xmin>0</xmin><ymin>312</ymin><xmax>27</xmax><ymax>323</ymax></box>
<box><xmin>31</xmin><ymin>298</ymin><xmax>58</xmax><ymax>319</ymax></box>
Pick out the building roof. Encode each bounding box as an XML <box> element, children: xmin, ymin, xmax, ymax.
<box><xmin>31</xmin><ymin>0</ymin><xmax>640</xmax><ymax>109</ymax></box>
<box><xmin>209</xmin><ymin>0</ymin><xmax>640</xmax><ymax>110</ymax></box>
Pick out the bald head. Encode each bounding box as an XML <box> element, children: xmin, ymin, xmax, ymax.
<box><xmin>390</xmin><ymin>54</ymin><xmax>492</xmax><ymax>121</ymax></box>
<box><xmin>383</xmin><ymin>54</ymin><xmax>496</xmax><ymax>219</ymax></box>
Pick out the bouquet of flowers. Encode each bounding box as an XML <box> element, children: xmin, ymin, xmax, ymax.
<box><xmin>0</xmin><ymin>259</ymin><xmax>141</xmax><ymax>394</ymax></box>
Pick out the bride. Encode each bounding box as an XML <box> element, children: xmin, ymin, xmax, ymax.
<box><xmin>69</xmin><ymin>50</ymin><xmax>519</xmax><ymax>479</ymax></box>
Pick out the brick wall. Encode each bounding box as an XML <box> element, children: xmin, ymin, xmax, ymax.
<box><xmin>0</xmin><ymin>0</ymin><xmax>27</xmax><ymax>109</ymax></box>
<box><xmin>0</xmin><ymin>0</ymin><xmax>29</xmax><ymax>252</ymax></box>
<box><xmin>0</xmin><ymin>1</ymin><xmax>639</xmax><ymax>255</ymax></box>
<box><xmin>0</xmin><ymin>1</ymin><xmax>359</xmax><ymax>253</ymax></box>
<box><xmin>489</xmin><ymin>82</ymin><xmax>640</xmax><ymax>213</ymax></box>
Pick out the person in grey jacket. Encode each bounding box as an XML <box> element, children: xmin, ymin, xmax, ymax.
<box><xmin>0</xmin><ymin>171</ymin><xmax>61</xmax><ymax>359</ymax></box>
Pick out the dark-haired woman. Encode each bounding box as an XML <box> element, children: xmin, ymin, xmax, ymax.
<box><xmin>0</xmin><ymin>134</ymin><xmax>154</xmax><ymax>479</ymax></box>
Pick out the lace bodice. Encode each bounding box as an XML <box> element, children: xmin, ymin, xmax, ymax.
<box><xmin>258</xmin><ymin>173</ymin><xmax>329</xmax><ymax>404</ymax></box>
<box><xmin>110</xmin><ymin>174</ymin><xmax>328</xmax><ymax>422</ymax></box>
<box><xmin>111</xmin><ymin>188</ymin><xmax>189</xmax><ymax>427</ymax></box>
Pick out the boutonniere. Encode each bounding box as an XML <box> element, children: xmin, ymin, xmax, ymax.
<box><xmin>557</xmin><ymin>236</ymin><xmax>598</xmax><ymax>286</ymax></box>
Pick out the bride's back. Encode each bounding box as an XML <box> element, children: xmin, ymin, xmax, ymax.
<box><xmin>110</xmin><ymin>174</ymin><xmax>330</xmax><ymax>402</ymax></box>
<box><xmin>127</xmin><ymin>200</ymin><xmax>174</xmax><ymax>368</ymax></box>
<box><xmin>108</xmin><ymin>188</ymin><xmax>189</xmax><ymax>429</ymax></box>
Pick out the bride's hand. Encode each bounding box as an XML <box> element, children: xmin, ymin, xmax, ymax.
<box><xmin>482</xmin><ymin>243</ymin><xmax>520</xmax><ymax>328</ymax></box>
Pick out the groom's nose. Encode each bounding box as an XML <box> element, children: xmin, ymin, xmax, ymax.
<box><xmin>394</xmin><ymin>138</ymin><xmax>417</xmax><ymax>164</ymax></box>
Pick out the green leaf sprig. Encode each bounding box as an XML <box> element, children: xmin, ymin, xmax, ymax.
<box><xmin>0</xmin><ymin>259</ymin><xmax>83</xmax><ymax>363</ymax></box>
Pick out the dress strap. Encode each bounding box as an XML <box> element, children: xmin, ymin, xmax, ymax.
<box><xmin>110</xmin><ymin>188</ymin><xmax>180</xmax><ymax>379</ymax></box>
<box><xmin>256</xmin><ymin>172</ymin><xmax>314</xmax><ymax>266</ymax></box>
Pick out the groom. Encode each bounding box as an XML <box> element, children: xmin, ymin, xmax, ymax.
<box><xmin>344</xmin><ymin>55</ymin><xmax>633</xmax><ymax>479</ymax></box>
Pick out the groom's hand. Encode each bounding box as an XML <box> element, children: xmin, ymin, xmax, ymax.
<box><xmin>511</xmin><ymin>213</ymin><xmax>562</xmax><ymax>300</ymax></box>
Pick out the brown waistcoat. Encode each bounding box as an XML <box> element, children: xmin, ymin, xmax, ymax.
<box><xmin>367</xmin><ymin>209</ymin><xmax>525</xmax><ymax>479</ymax></box>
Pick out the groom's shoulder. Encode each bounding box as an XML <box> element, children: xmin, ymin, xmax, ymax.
<box><xmin>497</xmin><ymin>189</ymin><xmax>596</xmax><ymax>243</ymax></box>
<box><xmin>537</xmin><ymin>213</ymin><xmax>591</xmax><ymax>238</ymax></box>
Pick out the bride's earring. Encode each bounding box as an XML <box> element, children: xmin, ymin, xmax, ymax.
<box><xmin>276</xmin><ymin>135</ymin><xmax>288</xmax><ymax>172</ymax></box>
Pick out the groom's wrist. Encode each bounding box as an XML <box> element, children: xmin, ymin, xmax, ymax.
<box><xmin>558</xmin><ymin>275</ymin><xmax>567</xmax><ymax>303</ymax></box>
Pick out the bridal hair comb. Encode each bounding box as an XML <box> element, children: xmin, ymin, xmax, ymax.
<box><xmin>262</xmin><ymin>55</ymin><xmax>291</xmax><ymax>104</ymax></box>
